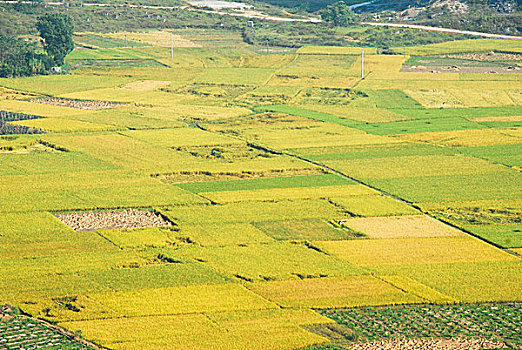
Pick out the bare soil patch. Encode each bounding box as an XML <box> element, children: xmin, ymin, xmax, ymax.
<box><xmin>55</xmin><ymin>209</ymin><xmax>172</xmax><ymax>231</ymax></box>
<box><xmin>447</xmin><ymin>52</ymin><xmax>522</xmax><ymax>62</ymax></box>
<box><xmin>34</xmin><ymin>97</ymin><xmax>120</xmax><ymax>110</ymax></box>
<box><xmin>349</xmin><ymin>337</ymin><xmax>506</xmax><ymax>350</ymax></box>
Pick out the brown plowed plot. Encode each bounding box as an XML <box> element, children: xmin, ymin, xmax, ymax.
<box><xmin>55</xmin><ymin>209</ymin><xmax>172</xmax><ymax>231</ymax></box>
<box><xmin>34</xmin><ymin>97</ymin><xmax>120</xmax><ymax>110</ymax></box>
<box><xmin>343</xmin><ymin>215</ymin><xmax>465</xmax><ymax>239</ymax></box>
<box><xmin>349</xmin><ymin>337</ymin><xmax>506</xmax><ymax>350</ymax></box>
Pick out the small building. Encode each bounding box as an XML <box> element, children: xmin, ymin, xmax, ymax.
<box><xmin>247</xmin><ymin>21</ymin><xmax>254</xmax><ymax>28</ymax></box>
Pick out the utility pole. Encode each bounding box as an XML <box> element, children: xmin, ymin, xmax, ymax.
<box><xmin>361</xmin><ymin>49</ymin><xmax>364</xmax><ymax>79</ymax></box>
<box><xmin>170</xmin><ymin>32</ymin><xmax>174</xmax><ymax>60</ymax></box>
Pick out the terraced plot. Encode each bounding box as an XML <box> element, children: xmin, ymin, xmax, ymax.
<box><xmin>1</xmin><ymin>32</ymin><xmax>521</xmax><ymax>350</ymax></box>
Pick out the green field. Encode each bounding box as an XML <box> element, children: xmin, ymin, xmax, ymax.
<box><xmin>0</xmin><ymin>29</ymin><xmax>521</xmax><ymax>350</ymax></box>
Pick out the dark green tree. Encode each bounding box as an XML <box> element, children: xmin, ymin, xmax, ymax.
<box><xmin>321</xmin><ymin>1</ymin><xmax>356</xmax><ymax>27</ymax></box>
<box><xmin>36</xmin><ymin>13</ymin><xmax>74</xmax><ymax>66</ymax></box>
<box><xmin>0</xmin><ymin>34</ymin><xmax>51</xmax><ymax>78</ymax></box>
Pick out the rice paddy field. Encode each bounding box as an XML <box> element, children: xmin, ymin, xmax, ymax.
<box><xmin>0</xmin><ymin>30</ymin><xmax>521</xmax><ymax>350</ymax></box>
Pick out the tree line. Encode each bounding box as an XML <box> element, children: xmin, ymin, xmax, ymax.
<box><xmin>0</xmin><ymin>13</ymin><xmax>74</xmax><ymax>78</ymax></box>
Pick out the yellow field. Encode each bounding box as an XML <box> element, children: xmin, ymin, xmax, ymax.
<box><xmin>12</xmin><ymin>117</ymin><xmax>120</xmax><ymax>132</ymax></box>
<box><xmin>60</xmin><ymin>309</ymin><xmax>330</xmax><ymax>350</ymax></box>
<box><xmin>349</xmin><ymin>55</ymin><xmax>407</xmax><ymax>75</ymax></box>
<box><xmin>268</xmin><ymin>74</ymin><xmax>360</xmax><ymax>89</ymax></box>
<box><xmin>173</xmin><ymin>241</ymin><xmax>362</xmax><ymax>281</ymax></box>
<box><xmin>228</xmin><ymin>122</ymin><xmax>396</xmax><ymax>149</ymax></box>
<box><xmin>246</xmin><ymin>276</ymin><xmax>421</xmax><ymax>308</ymax></box>
<box><xmin>2</xmin><ymin>31</ymin><xmax>522</xmax><ymax>350</ymax></box>
<box><xmin>0</xmin><ymin>99</ymin><xmax>85</xmax><ymax>117</ymax></box>
<box><xmin>325</xmin><ymin>154</ymin><xmax>505</xmax><ymax>179</ymax></box>
<box><xmin>179</xmin><ymin>223</ymin><xmax>274</xmax><ymax>246</ymax></box>
<box><xmin>297</xmin><ymin>46</ymin><xmax>377</xmax><ymax>55</ymax></box>
<box><xmin>316</xmin><ymin>236</ymin><xmax>517</xmax><ymax>267</ymax></box>
<box><xmin>329</xmin><ymin>195</ymin><xmax>420</xmax><ymax>217</ymax></box>
<box><xmin>470</xmin><ymin>116</ymin><xmax>522</xmax><ymax>122</ymax></box>
<box><xmin>403</xmin><ymin>89</ymin><xmax>465</xmax><ymax>108</ymax></box>
<box><xmin>200</xmin><ymin>184</ymin><xmax>376</xmax><ymax>203</ymax></box>
<box><xmin>342</xmin><ymin>215</ymin><xmax>465</xmax><ymax>239</ymax></box>
<box><xmin>393</xmin><ymin>128</ymin><xmax>522</xmax><ymax>147</ymax></box>
<box><xmin>378</xmin><ymin>275</ymin><xmax>457</xmax><ymax>303</ymax></box>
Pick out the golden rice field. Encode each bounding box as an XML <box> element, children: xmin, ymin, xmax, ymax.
<box><xmin>0</xmin><ymin>31</ymin><xmax>520</xmax><ymax>350</ymax></box>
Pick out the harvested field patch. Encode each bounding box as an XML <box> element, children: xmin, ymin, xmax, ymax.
<box><xmin>55</xmin><ymin>209</ymin><xmax>172</xmax><ymax>232</ymax></box>
<box><xmin>247</xmin><ymin>276</ymin><xmax>421</xmax><ymax>309</ymax></box>
<box><xmin>347</xmin><ymin>337</ymin><xmax>507</xmax><ymax>349</ymax></box>
<box><xmin>101</xmin><ymin>31</ymin><xmax>199</xmax><ymax>48</ymax></box>
<box><xmin>341</xmin><ymin>215</ymin><xmax>465</xmax><ymax>239</ymax></box>
<box><xmin>33</xmin><ymin>97</ymin><xmax>120</xmax><ymax>110</ymax></box>
<box><xmin>120</xmin><ymin>80</ymin><xmax>172</xmax><ymax>91</ymax></box>
<box><xmin>316</xmin><ymin>236</ymin><xmax>516</xmax><ymax>267</ymax></box>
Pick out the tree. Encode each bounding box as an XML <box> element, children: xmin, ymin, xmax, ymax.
<box><xmin>36</xmin><ymin>13</ymin><xmax>74</xmax><ymax>66</ymax></box>
<box><xmin>0</xmin><ymin>34</ymin><xmax>51</xmax><ymax>78</ymax></box>
<box><xmin>321</xmin><ymin>2</ymin><xmax>356</xmax><ymax>27</ymax></box>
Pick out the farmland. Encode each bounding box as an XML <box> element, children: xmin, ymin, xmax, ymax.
<box><xmin>0</xmin><ymin>26</ymin><xmax>521</xmax><ymax>350</ymax></box>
